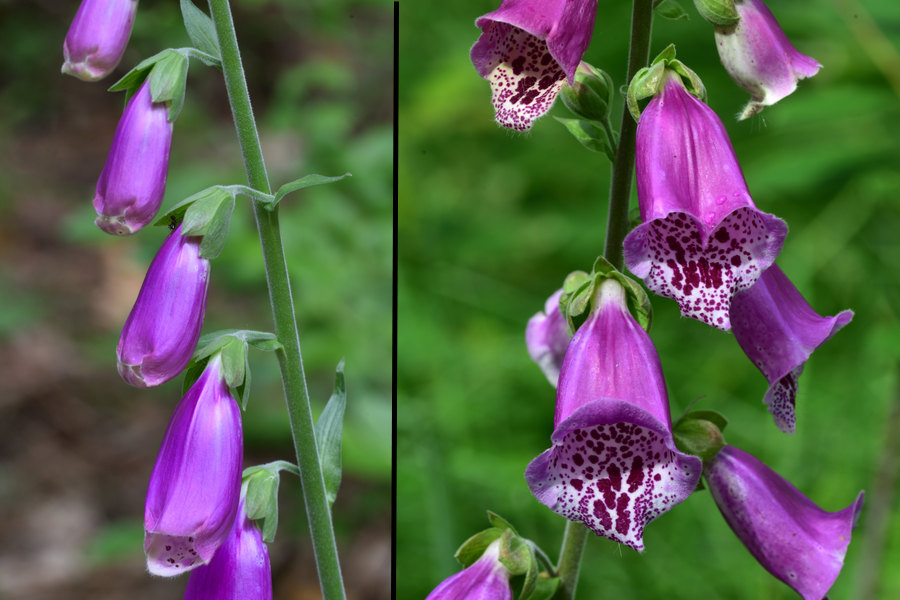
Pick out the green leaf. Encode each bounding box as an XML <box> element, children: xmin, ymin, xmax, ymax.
<box><xmin>242</xmin><ymin>468</ymin><xmax>281</xmax><ymax>543</ymax></box>
<box><xmin>269</xmin><ymin>173</ymin><xmax>352</xmax><ymax>209</ymax></box>
<box><xmin>553</xmin><ymin>117</ymin><xmax>615</xmax><ymax>161</ymax></box>
<box><xmin>181</xmin><ymin>187</ymin><xmax>236</xmax><ymax>259</ymax></box>
<box><xmin>148</xmin><ymin>49</ymin><xmax>189</xmax><ymax>121</ymax></box>
<box><xmin>654</xmin><ymin>0</ymin><xmax>690</xmax><ymax>20</ymax></box>
<box><xmin>315</xmin><ymin>359</ymin><xmax>347</xmax><ymax>510</ymax></box>
<box><xmin>108</xmin><ymin>52</ymin><xmax>167</xmax><ymax>99</ymax></box>
<box><xmin>180</xmin><ymin>0</ymin><xmax>221</xmax><ymax>60</ymax></box>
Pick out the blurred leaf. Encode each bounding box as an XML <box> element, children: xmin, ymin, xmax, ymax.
<box><xmin>316</xmin><ymin>359</ymin><xmax>347</xmax><ymax>510</ymax></box>
<box><xmin>180</xmin><ymin>0</ymin><xmax>221</xmax><ymax>60</ymax></box>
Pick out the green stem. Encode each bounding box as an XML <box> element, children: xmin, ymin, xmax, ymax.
<box><xmin>206</xmin><ymin>2</ymin><xmax>346</xmax><ymax>599</ymax></box>
<box><xmin>555</xmin><ymin>2</ymin><xmax>655</xmax><ymax>598</ymax></box>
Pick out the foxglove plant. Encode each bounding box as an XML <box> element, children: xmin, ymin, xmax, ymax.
<box><xmin>526</xmin><ymin>278</ymin><xmax>701</xmax><ymax>550</ymax></box>
<box><xmin>117</xmin><ymin>224</ymin><xmax>209</xmax><ymax>388</ymax></box>
<box><xmin>623</xmin><ymin>69</ymin><xmax>787</xmax><ymax>330</ymax></box>
<box><xmin>470</xmin><ymin>0</ymin><xmax>598</xmax><ymax>131</ymax></box>
<box><xmin>525</xmin><ymin>289</ymin><xmax>569</xmax><ymax>387</ymax></box>
<box><xmin>730</xmin><ymin>264</ymin><xmax>853</xmax><ymax>433</ymax></box>
<box><xmin>62</xmin><ymin>0</ymin><xmax>138</xmax><ymax>82</ymax></box>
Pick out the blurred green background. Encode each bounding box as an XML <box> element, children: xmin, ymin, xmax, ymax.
<box><xmin>0</xmin><ymin>0</ymin><xmax>390</xmax><ymax>598</ymax></box>
<box><xmin>399</xmin><ymin>0</ymin><xmax>900</xmax><ymax>599</ymax></box>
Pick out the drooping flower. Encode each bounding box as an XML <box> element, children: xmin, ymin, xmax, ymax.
<box><xmin>117</xmin><ymin>225</ymin><xmax>210</xmax><ymax>388</ymax></box>
<box><xmin>705</xmin><ymin>445</ymin><xmax>863</xmax><ymax>600</ymax></box>
<box><xmin>525</xmin><ymin>289</ymin><xmax>570</xmax><ymax>387</ymax></box>
<box><xmin>623</xmin><ymin>71</ymin><xmax>787</xmax><ymax>331</ymax></box>
<box><xmin>62</xmin><ymin>0</ymin><xmax>138</xmax><ymax>82</ymax></box>
<box><xmin>184</xmin><ymin>493</ymin><xmax>272</xmax><ymax>600</ymax></box>
<box><xmin>94</xmin><ymin>79</ymin><xmax>173</xmax><ymax>236</ymax></box>
<box><xmin>144</xmin><ymin>354</ymin><xmax>243</xmax><ymax>576</ymax></box>
<box><xmin>730</xmin><ymin>264</ymin><xmax>853</xmax><ymax>433</ymax></box>
<box><xmin>714</xmin><ymin>0</ymin><xmax>822</xmax><ymax>119</ymax></box>
<box><xmin>525</xmin><ymin>279</ymin><xmax>702</xmax><ymax>551</ymax></box>
<box><xmin>425</xmin><ymin>539</ymin><xmax>512</xmax><ymax>600</ymax></box>
<box><xmin>470</xmin><ymin>0</ymin><xmax>598</xmax><ymax>131</ymax></box>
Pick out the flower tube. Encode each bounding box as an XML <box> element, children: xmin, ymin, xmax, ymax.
<box><xmin>730</xmin><ymin>265</ymin><xmax>853</xmax><ymax>433</ymax></box>
<box><xmin>144</xmin><ymin>355</ymin><xmax>243</xmax><ymax>576</ymax></box>
<box><xmin>705</xmin><ymin>445</ymin><xmax>863</xmax><ymax>600</ymax></box>
<box><xmin>94</xmin><ymin>79</ymin><xmax>173</xmax><ymax>236</ymax></box>
<box><xmin>714</xmin><ymin>0</ymin><xmax>822</xmax><ymax>119</ymax></box>
<box><xmin>425</xmin><ymin>539</ymin><xmax>512</xmax><ymax>600</ymax></box>
<box><xmin>525</xmin><ymin>289</ymin><xmax>570</xmax><ymax>387</ymax></box>
<box><xmin>62</xmin><ymin>0</ymin><xmax>138</xmax><ymax>82</ymax></box>
<box><xmin>117</xmin><ymin>225</ymin><xmax>210</xmax><ymax>388</ymax></box>
<box><xmin>184</xmin><ymin>494</ymin><xmax>272</xmax><ymax>600</ymax></box>
<box><xmin>470</xmin><ymin>0</ymin><xmax>598</xmax><ymax>130</ymax></box>
<box><xmin>525</xmin><ymin>279</ymin><xmax>701</xmax><ymax>551</ymax></box>
<box><xmin>623</xmin><ymin>71</ymin><xmax>787</xmax><ymax>331</ymax></box>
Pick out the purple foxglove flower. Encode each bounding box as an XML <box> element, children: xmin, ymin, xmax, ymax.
<box><xmin>62</xmin><ymin>0</ymin><xmax>138</xmax><ymax>82</ymax></box>
<box><xmin>425</xmin><ymin>539</ymin><xmax>512</xmax><ymax>600</ymax></box>
<box><xmin>730</xmin><ymin>265</ymin><xmax>852</xmax><ymax>433</ymax></box>
<box><xmin>470</xmin><ymin>0</ymin><xmax>598</xmax><ymax>131</ymax></box>
<box><xmin>184</xmin><ymin>495</ymin><xmax>272</xmax><ymax>600</ymax></box>
<box><xmin>94</xmin><ymin>79</ymin><xmax>173</xmax><ymax>236</ymax></box>
<box><xmin>525</xmin><ymin>279</ymin><xmax>701</xmax><ymax>551</ymax></box>
<box><xmin>117</xmin><ymin>224</ymin><xmax>210</xmax><ymax>388</ymax></box>
<box><xmin>715</xmin><ymin>0</ymin><xmax>822</xmax><ymax>120</ymax></box>
<box><xmin>623</xmin><ymin>73</ymin><xmax>787</xmax><ymax>331</ymax></box>
<box><xmin>525</xmin><ymin>289</ymin><xmax>570</xmax><ymax>387</ymax></box>
<box><xmin>144</xmin><ymin>354</ymin><xmax>243</xmax><ymax>576</ymax></box>
<box><xmin>705</xmin><ymin>445</ymin><xmax>863</xmax><ymax>600</ymax></box>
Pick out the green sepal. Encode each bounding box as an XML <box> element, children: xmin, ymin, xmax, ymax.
<box><xmin>522</xmin><ymin>574</ymin><xmax>561</xmax><ymax>600</ymax></box>
<box><xmin>654</xmin><ymin>0</ymin><xmax>690</xmax><ymax>20</ymax></box>
<box><xmin>180</xmin><ymin>0</ymin><xmax>221</xmax><ymax>61</ymax></box>
<box><xmin>500</xmin><ymin>529</ymin><xmax>539</xmax><ymax>600</ymax></box>
<box><xmin>315</xmin><ymin>359</ymin><xmax>347</xmax><ymax>511</ymax></box>
<box><xmin>626</xmin><ymin>45</ymin><xmax>706</xmax><ymax>121</ymax></box>
<box><xmin>147</xmin><ymin>49</ymin><xmax>189</xmax><ymax>121</ymax></box>
<box><xmin>454</xmin><ymin>528</ymin><xmax>504</xmax><ymax>567</ymax></box>
<box><xmin>266</xmin><ymin>173</ymin><xmax>353</xmax><ymax>211</ymax></box>
<box><xmin>591</xmin><ymin>256</ymin><xmax>653</xmax><ymax>331</ymax></box>
<box><xmin>486</xmin><ymin>510</ymin><xmax>519</xmax><ymax>534</ymax></box>
<box><xmin>242</xmin><ymin>460</ymin><xmax>299</xmax><ymax>543</ymax></box>
<box><xmin>692</xmin><ymin>0</ymin><xmax>739</xmax><ymax>27</ymax></box>
<box><xmin>108</xmin><ymin>52</ymin><xmax>163</xmax><ymax>98</ymax></box>
<box><xmin>559</xmin><ymin>270</ymin><xmax>593</xmax><ymax>334</ymax></box>
<box><xmin>181</xmin><ymin>187</ymin><xmax>236</xmax><ymax>260</ymax></box>
<box><xmin>673</xmin><ymin>410</ymin><xmax>728</xmax><ymax>465</ymax></box>
<box><xmin>554</xmin><ymin>117</ymin><xmax>615</xmax><ymax>162</ymax></box>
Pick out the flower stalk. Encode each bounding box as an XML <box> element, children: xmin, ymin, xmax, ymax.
<box><xmin>206</xmin><ymin>1</ymin><xmax>346</xmax><ymax>598</ymax></box>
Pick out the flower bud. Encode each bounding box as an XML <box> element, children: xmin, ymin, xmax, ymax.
<box><xmin>525</xmin><ymin>289</ymin><xmax>570</xmax><ymax>387</ymax></box>
<box><xmin>117</xmin><ymin>225</ymin><xmax>210</xmax><ymax>388</ymax></box>
<box><xmin>559</xmin><ymin>62</ymin><xmax>614</xmax><ymax>123</ymax></box>
<box><xmin>62</xmin><ymin>0</ymin><xmax>138</xmax><ymax>82</ymax></box>
<box><xmin>144</xmin><ymin>355</ymin><xmax>243</xmax><ymax>576</ymax></box>
<box><xmin>94</xmin><ymin>79</ymin><xmax>173</xmax><ymax>236</ymax></box>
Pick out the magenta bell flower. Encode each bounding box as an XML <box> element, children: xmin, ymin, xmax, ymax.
<box><xmin>144</xmin><ymin>354</ymin><xmax>243</xmax><ymax>576</ymax></box>
<box><xmin>730</xmin><ymin>265</ymin><xmax>853</xmax><ymax>433</ymax></box>
<box><xmin>470</xmin><ymin>0</ymin><xmax>597</xmax><ymax>131</ymax></box>
<box><xmin>184</xmin><ymin>495</ymin><xmax>272</xmax><ymax>600</ymax></box>
<box><xmin>525</xmin><ymin>279</ymin><xmax>701</xmax><ymax>551</ymax></box>
<box><xmin>525</xmin><ymin>289</ymin><xmax>570</xmax><ymax>387</ymax></box>
<box><xmin>705</xmin><ymin>445</ymin><xmax>863</xmax><ymax>600</ymax></box>
<box><xmin>715</xmin><ymin>0</ymin><xmax>822</xmax><ymax>120</ymax></box>
<box><xmin>425</xmin><ymin>539</ymin><xmax>512</xmax><ymax>600</ymax></box>
<box><xmin>62</xmin><ymin>0</ymin><xmax>138</xmax><ymax>82</ymax></box>
<box><xmin>94</xmin><ymin>79</ymin><xmax>173</xmax><ymax>236</ymax></box>
<box><xmin>623</xmin><ymin>72</ymin><xmax>787</xmax><ymax>331</ymax></box>
<box><xmin>117</xmin><ymin>225</ymin><xmax>210</xmax><ymax>388</ymax></box>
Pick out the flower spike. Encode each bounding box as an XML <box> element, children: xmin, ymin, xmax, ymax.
<box><xmin>470</xmin><ymin>0</ymin><xmax>598</xmax><ymax>131</ymax></box>
<box><xmin>526</xmin><ymin>279</ymin><xmax>701</xmax><ymax>551</ymax></box>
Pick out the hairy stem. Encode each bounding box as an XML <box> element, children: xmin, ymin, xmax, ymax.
<box><xmin>207</xmin><ymin>2</ymin><xmax>346</xmax><ymax>598</ymax></box>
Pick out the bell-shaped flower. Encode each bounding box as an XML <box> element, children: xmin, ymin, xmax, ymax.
<box><xmin>623</xmin><ymin>72</ymin><xmax>787</xmax><ymax>331</ymax></box>
<box><xmin>730</xmin><ymin>264</ymin><xmax>853</xmax><ymax>433</ymax></box>
<box><xmin>470</xmin><ymin>0</ymin><xmax>597</xmax><ymax>131</ymax></box>
<box><xmin>705</xmin><ymin>445</ymin><xmax>863</xmax><ymax>600</ymax></box>
<box><xmin>715</xmin><ymin>0</ymin><xmax>822</xmax><ymax>120</ymax></box>
<box><xmin>144</xmin><ymin>354</ymin><xmax>243</xmax><ymax>576</ymax></box>
<box><xmin>425</xmin><ymin>539</ymin><xmax>512</xmax><ymax>600</ymax></box>
<box><xmin>183</xmin><ymin>494</ymin><xmax>272</xmax><ymax>600</ymax></box>
<box><xmin>62</xmin><ymin>0</ymin><xmax>138</xmax><ymax>82</ymax></box>
<box><xmin>94</xmin><ymin>79</ymin><xmax>173</xmax><ymax>236</ymax></box>
<box><xmin>525</xmin><ymin>279</ymin><xmax>701</xmax><ymax>551</ymax></box>
<box><xmin>117</xmin><ymin>225</ymin><xmax>210</xmax><ymax>388</ymax></box>
<box><xmin>525</xmin><ymin>289</ymin><xmax>570</xmax><ymax>387</ymax></box>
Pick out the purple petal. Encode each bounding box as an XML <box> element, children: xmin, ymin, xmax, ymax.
<box><xmin>94</xmin><ymin>80</ymin><xmax>173</xmax><ymax>236</ymax></box>
<box><xmin>706</xmin><ymin>445</ymin><xmax>863</xmax><ymax>600</ymax></box>
<box><xmin>730</xmin><ymin>265</ymin><xmax>853</xmax><ymax>433</ymax></box>
<box><xmin>62</xmin><ymin>0</ymin><xmax>138</xmax><ymax>81</ymax></box>
<box><xmin>715</xmin><ymin>0</ymin><xmax>822</xmax><ymax>119</ymax></box>
<box><xmin>525</xmin><ymin>289</ymin><xmax>570</xmax><ymax>387</ymax></box>
<box><xmin>117</xmin><ymin>225</ymin><xmax>210</xmax><ymax>388</ymax></box>
<box><xmin>470</xmin><ymin>0</ymin><xmax>597</xmax><ymax>130</ymax></box>
<box><xmin>144</xmin><ymin>355</ymin><xmax>243</xmax><ymax>576</ymax></box>
<box><xmin>425</xmin><ymin>539</ymin><xmax>512</xmax><ymax>600</ymax></box>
